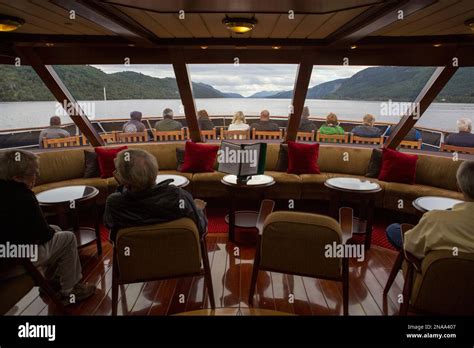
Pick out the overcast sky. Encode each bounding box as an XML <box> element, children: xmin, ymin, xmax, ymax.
<box><xmin>93</xmin><ymin>64</ymin><xmax>370</xmax><ymax>97</ymax></box>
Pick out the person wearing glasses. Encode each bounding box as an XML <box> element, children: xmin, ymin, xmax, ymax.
<box><xmin>0</xmin><ymin>149</ymin><xmax>96</xmax><ymax>305</ymax></box>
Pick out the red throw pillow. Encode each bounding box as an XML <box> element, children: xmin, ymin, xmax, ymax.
<box><xmin>378</xmin><ymin>148</ymin><xmax>418</xmax><ymax>184</ymax></box>
<box><xmin>287</xmin><ymin>141</ymin><xmax>320</xmax><ymax>174</ymax></box>
<box><xmin>181</xmin><ymin>141</ymin><xmax>219</xmax><ymax>173</ymax></box>
<box><xmin>94</xmin><ymin>146</ymin><xmax>128</xmax><ymax>178</ymax></box>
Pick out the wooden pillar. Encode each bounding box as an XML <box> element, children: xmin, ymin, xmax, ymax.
<box><xmin>385</xmin><ymin>65</ymin><xmax>458</xmax><ymax>149</ymax></box>
<box><xmin>171</xmin><ymin>49</ymin><xmax>201</xmax><ymax>142</ymax></box>
<box><xmin>16</xmin><ymin>47</ymin><xmax>104</xmax><ymax>147</ymax></box>
<box><xmin>285</xmin><ymin>53</ymin><xmax>314</xmax><ymax>142</ymax></box>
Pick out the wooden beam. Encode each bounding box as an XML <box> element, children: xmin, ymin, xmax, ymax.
<box><xmin>326</xmin><ymin>0</ymin><xmax>436</xmax><ymax>47</ymax></box>
<box><xmin>171</xmin><ymin>50</ymin><xmax>201</xmax><ymax>143</ymax></box>
<box><xmin>15</xmin><ymin>47</ymin><xmax>104</xmax><ymax>147</ymax></box>
<box><xmin>285</xmin><ymin>53</ymin><xmax>314</xmax><ymax>142</ymax></box>
<box><xmin>385</xmin><ymin>65</ymin><xmax>458</xmax><ymax>149</ymax></box>
<box><xmin>51</xmin><ymin>0</ymin><xmax>157</xmax><ymax>46</ymax></box>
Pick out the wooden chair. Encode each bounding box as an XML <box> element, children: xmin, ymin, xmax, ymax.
<box><xmin>42</xmin><ymin>135</ymin><xmax>81</xmax><ymax>148</ymax></box>
<box><xmin>116</xmin><ymin>131</ymin><xmax>148</xmax><ymax>143</ymax></box>
<box><xmin>200</xmin><ymin>128</ymin><xmax>217</xmax><ymax>141</ymax></box>
<box><xmin>252</xmin><ymin>128</ymin><xmax>284</xmax><ymax>140</ymax></box>
<box><xmin>316</xmin><ymin>131</ymin><xmax>349</xmax><ymax>143</ymax></box>
<box><xmin>82</xmin><ymin>132</ymin><xmax>117</xmax><ymax>146</ymax></box>
<box><xmin>384</xmin><ymin>224</ymin><xmax>474</xmax><ymax>315</ymax></box>
<box><xmin>111</xmin><ymin>218</ymin><xmax>215</xmax><ymax>315</ymax></box>
<box><xmin>221</xmin><ymin>129</ymin><xmax>250</xmax><ymax>140</ymax></box>
<box><xmin>351</xmin><ymin>135</ymin><xmax>384</xmax><ymax>145</ymax></box>
<box><xmin>249</xmin><ymin>204</ymin><xmax>352</xmax><ymax>315</ymax></box>
<box><xmin>400</xmin><ymin>139</ymin><xmax>422</xmax><ymax>149</ymax></box>
<box><xmin>152</xmin><ymin>129</ymin><xmax>186</xmax><ymax>141</ymax></box>
<box><xmin>0</xmin><ymin>258</ymin><xmax>66</xmax><ymax>315</ymax></box>
<box><xmin>296</xmin><ymin>131</ymin><xmax>315</xmax><ymax>142</ymax></box>
<box><xmin>440</xmin><ymin>143</ymin><xmax>474</xmax><ymax>155</ymax></box>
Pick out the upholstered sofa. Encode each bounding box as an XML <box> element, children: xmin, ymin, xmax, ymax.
<box><xmin>32</xmin><ymin>143</ymin><xmax>464</xmax><ymax>215</ymax></box>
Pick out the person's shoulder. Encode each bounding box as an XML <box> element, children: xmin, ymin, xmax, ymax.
<box><xmin>106</xmin><ymin>192</ymin><xmax>123</xmax><ymax>207</ymax></box>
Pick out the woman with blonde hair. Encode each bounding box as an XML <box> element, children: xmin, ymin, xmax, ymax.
<box><xmin>197</xmin><ymin>109</ymin><xmax>214</xmax><ymax>130</ymax></box>
<box><xmin>227</xmin><ymin>111</ymin><xmax>250</xmax><ymax>139</ymax></box>
<box><xmin>318</xmin><ymin>113</ymin><xmax>344</xmax><ymax>135</ymax></box>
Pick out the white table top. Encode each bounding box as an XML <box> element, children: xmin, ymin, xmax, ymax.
<box><xmin>222</xmin><ymin>174</ymin><xmax>274</xmax><ymax>186</ymax></box>
<box><xmin>36</xmin><ymin>185</ymin><xmax>98</xmax><ymax>204</ymax></box>
<box><xmin>325</xmin><ymin>177</ymin><xmax>381</xmax><ymax>192</ymax></box>
<box><xmin>156</xmin><ymin>174</ymin><xmax>189</xmax><ymax>187</ymax></box>
<box><xmin>413</xmin><ymin>196</ymin><xmax>463</xmax><ymax>212</ymax></box>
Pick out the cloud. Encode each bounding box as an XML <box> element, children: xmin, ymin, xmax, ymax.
<box><xmin>93</xmin><ymin>64</ymin><xmax>370</xmax><ymax>97</ymax></box>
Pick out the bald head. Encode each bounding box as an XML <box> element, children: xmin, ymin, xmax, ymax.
<box><xmin>260</xmin><ymin>110</ymin><xmax>270</xmax><ymax>121</ymax></box>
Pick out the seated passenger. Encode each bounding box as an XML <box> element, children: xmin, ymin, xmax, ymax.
<box><xmin>38</xmin><ymin>116</ymin><xmax>71</xmax><ymax>148</ymax></box>
<box><xmin>197</xmin><ymin>109</ymin><xmax>215</xmax><ymax>131</ymax></box>
<box><xmin>385</xmin><ymin>126</ymin><xmax>421</xmax><ymax>141</ymax></box>
<box><xmin>250</xmin><ymin>110</ymin><xmax>280</xmax><ymax>132</ymax></box>
<box><xmin>123</xmin><ymin>111</ymin><xmax>146</xmax><ymax>133</ymax></box>
<box><xmin>318</xmin><ymin>113</ymin><xmax>345</xmax><ymax>135</ymax></box>
<box><xmin>385</xmin><ymin>161</ymin><xmax>474</xmax><ymax>259</ymax></box>
<box><xmin>446</xmin><ymin>118</ymin><xmax>474</xmax><ymax>147</ymax></box>
<box><xmin>104</xmin><ymin>148</ymin><xmax>207</xmax><ymax>241</ymax></box>
<box><xmin>154</xmin><ymin>108</ymin><xmax>182</xmax><ymax>131</ymax></box>
<box><xmin>0</xmin><ymin>150</ymin><xmax>95</xmax><ymax>305</ymax></box>
<box><xmin>228</xmin><ymin>111</ymin><xmax>250</xmax><ymax>139</ymax></box>
<box><xmin>298</xmin><ymin>106</ymin><xmax>317</xmax><ymax>132</ymax></box>
<box><xmin>351</xmin><ymin>114</ymin><xmax>382</xmax><ymax>138</ymax></box>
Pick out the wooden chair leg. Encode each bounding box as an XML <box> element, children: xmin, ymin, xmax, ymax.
<box><xmin>111</xmin><ymin>253</ymin><xmax>119</xmax><ymax>316</ymax></box>
<box><xmin>384</xmin><ymin>251</ymin><xmax>404</xmax><ymax>295</ymax></box>
<box><xmin>202</xmin><ymin>251</ymin><xmax>215</xmax><ymax>309</ymax></box>
<box><xmin>342</xmin><ymin>257</ymin><xmax>349</xmax><ymax>316</ymax></box>
<box><xmin>399</xmin><ymin>263</ymin><xmax>414</xmax><ymax>316</ymax></box>
<box><xmin>248</xmin><ymin>238</ymin><xmax>262</xmax><ymax>306</ymax></box>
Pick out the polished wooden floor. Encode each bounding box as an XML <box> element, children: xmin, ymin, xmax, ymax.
<box><xmin>6</xmin><ymin>235</ymin><xmax>404</xmax><ymax>316</ymax></box>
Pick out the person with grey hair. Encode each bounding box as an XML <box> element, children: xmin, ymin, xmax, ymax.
<box><xmin>123</xmin><ymin>111</ymin><xmax>146</xmax><ymax>133</ymax></box>
<box><xmin>298</xmin><ymin>106</ymin><xmax>317</xmax><ymax>132</ymax></box>
<box><xmin>250</xmin><ymin>109</ymin><xmax>280</xmax><ymax>131</ymax></box>
<box><xmin>446</xmin><ymin>118</ymin><xmax>474</xmax><ymax>147</ymax></box>
<box><xmin>38</xmin><ymin>116</ymin><xmax>71</xmax><ymax>148</ymax></box>
<box><xmin>385</xmin><ymin>161</ymin><xmax>474</xmax><ymax>258</ymax></box>
<box><xmin>0</xmin><ymin>149</ymin><xmax>95</xmax><ymax>305</ymax></box>
<box><xmin>154</xmin><ymin>108</ymin><xmax>183</xmax><ymax>131</ymax></box>
<box><xmin>104</xmin><ymin>148</ymin><xmax>207</xmax><ymax>241</ymax></box>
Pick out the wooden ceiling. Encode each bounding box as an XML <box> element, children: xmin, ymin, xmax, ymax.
<box><xmin>0</xmin><ymin>0</ymin><xmax>473</xmax><ymax>39</ymax></box>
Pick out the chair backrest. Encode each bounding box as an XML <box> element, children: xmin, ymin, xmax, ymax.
<box><xmin>252</xmin><ymin>129</ymin><xmax>284</xmax><ymax>140</ymax></box>
<box><xmin>351</xmin><ymin>135</ymin><xmax>384</xmax><ymax>145</ymax></box>
<box><xmin>116</xmin><ymin>131</ymin><xmax>148</xmax><ymax>143</ymax></box>
<box><xmin>114</xmin><ymin>218</ymin><xmax>201</xmax><ymax>283</ymax></box>
<box><xmin>221</xmin><ymin>129</ymin><xmax>250</xmax><ymax>140</ymax></box>
<box><xmin>400</xmin><ymin>139</ymin><xmax>422</xmax><ymax>149</ymax></box>
<box><xmin>259</xmin><ymin>211</ymin><xmax>342</xmax><ymax>278</ymax></box>
<box><xmin>153</xmin><ymin>129</ymin><xmax>186</xmax><ymax>141</ymax></box>
<box><xmin>411</xmin><ymin>250</ymin><xmax>474</xmax><ymax>315</ymax></box>
<box><xmin>201</xmin><ymin>128</ymin><xmax>217</xmax><ymax>140</ymax></box>
<box><xmin>82</xmin><ymin>132</ymin><xmax>117</xmax><ymax>146</ymax></box>
<box><xmin>440</xmin><ymin>143</ymin><xmax>474</xmax><ymax>155</ymax></box>
<box><xmin>43</xmin><ymin>135</ymin><xmax>81</xmax><ymax>148</ymax></box>
<box><xmin>316</xmin><ymin>131</ymin><xmax>349</xmax><ymax>143</ymax></box>
<box><xmin>297</xmin><ymin>131</ymin><xmax>315</xmax><ymax>142</ymax></box>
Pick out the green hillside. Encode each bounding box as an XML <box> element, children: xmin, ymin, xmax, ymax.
<box><xmin>0</xmin><ymin>65</ymin><xmax>239</xmax><ymax>101</ymax></box>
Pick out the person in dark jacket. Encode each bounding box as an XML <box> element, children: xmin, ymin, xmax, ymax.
<box><xmin>385</xmin><ymin>126</ymin><xmax>421</xmax><ymax>141</ymax></box>
<box><xmin>104</xmin><ymin>148</ymin><xmax>208</xmax><ymax>241</ymax></box>
<box><xmin>298</xmin><ymin>106</ymin><xmax>316</xmax><ymax>132</ymax></box>
<box><xmin>0</xmin><ymin>150</ymin><xmax>95</xmax><ymax>305</ymax></box>
<box><xmin>123</xmin><ymin>110</ymin><xmax>147</xmax><ymax>133</ymax></box>
<box><xmin>250</xmin><ymin>110</ymin><xmax>280</xmax><ymax>131</ymax></box>
<box><xmin>446</xmin><ymin>118</ymin><xmax>474</xmax><ymax>147</ymax></box>
<box><xmin>351</xmin><ymin>114</ymin><xmax>383</xmax><ymax>138</ymax></box>
<box><xmin>197</xmin><ymin>109</ymin><xmax>215</xmax><ymax>131</ymax></box>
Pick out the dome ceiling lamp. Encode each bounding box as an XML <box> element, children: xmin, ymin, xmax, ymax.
<box><xmin>222</xmin><ymin>16</ymin><xmax>257</xmax><ymax>34</ymax></box>
<box><xmin>0</xmin><ymin>14</ymin><xmax>25</xmax><ymax>32</ymax></box>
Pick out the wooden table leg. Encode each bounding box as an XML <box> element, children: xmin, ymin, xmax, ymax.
<box><xmin>329</xmin><ymin>190</ymin><xmax>339</xmax><ymax>220</ymax></box>
<box><xmin>365</xmin><ymin>196</ymin><xmax>375</xmax><ymax>250</ymax></box>
<box><xmin>94</xmin><ymin>199</ymin><xmax>102</xmax><ymax>255</ymax></box>
<box><xmin>228</xmin><ymin>188</ymin><xmax>236</xmax><ymax>243</ymax></box>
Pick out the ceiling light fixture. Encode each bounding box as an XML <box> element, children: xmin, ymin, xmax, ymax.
<box><xmin>272</xmin><ymin>46</ymin><xmax>282</xmax><ymax>50</ymax></box>
<box><xmin>464</xmin><ymin>18</ymin><xmax>474</xmax><ymax>31</ymax></box>
<box><xmin>200</xmin><ymin>45</ymin><xmax>208</xmax><ymax>49</ymax></box>
<box><xmin>433</xmin><ymin>43</ymin><xmax>442</xmax><ymax>47</ymax></box>
<box><xmin>223</xmin><ymin>16</ymin><xmax>257</xmax><ymax>34</ymax></box>
<box><xmin>0</xmin><ymin>14</ymin><xmax>25</xmax><ymax>32</ymax></box>
<box><xmin>350</xmin><ymin>45</ymin><xmax>357</xmax><ymax>49</ymax></box>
